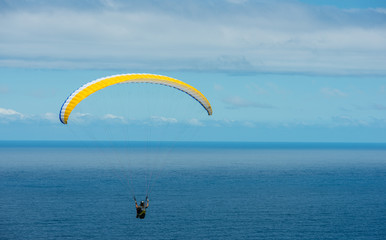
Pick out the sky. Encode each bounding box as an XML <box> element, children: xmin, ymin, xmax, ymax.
<box><xmin>0</xmin><ymin>0</ymin><xmax>385</xmax><ymax>142</ymax></box>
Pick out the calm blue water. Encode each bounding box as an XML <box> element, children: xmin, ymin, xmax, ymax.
<box><xmin>1</xmin><ymin>142</ymin><xmax>386</xmax><ymax>239</ymax></box>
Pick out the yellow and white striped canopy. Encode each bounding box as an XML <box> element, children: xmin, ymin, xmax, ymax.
<box><xmin>59</xmin><ymin>73</ymin><xmax>212</xmax><ymax>124</ymax></box>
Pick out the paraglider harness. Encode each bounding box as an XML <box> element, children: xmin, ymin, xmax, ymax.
<box><xmin>136</xmin><ymin>207</ymin><xmax>146</xmax><ymax>219</ymax></box>
<box><xmin>134</xmin><ymin>196</ymin><xmax>148</xmax><ymax>219</ymax></box>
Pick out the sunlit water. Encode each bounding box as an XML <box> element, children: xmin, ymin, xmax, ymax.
<box><xmin>1</xmin><ymin>142</ymin><xmax>386</xmax><ymax>239</ymax></box>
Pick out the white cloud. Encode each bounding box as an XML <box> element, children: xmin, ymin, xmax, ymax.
<box><xmin>321</xmin><ymin>87</ymin><xmax>347</xmax><ymax>97</ymax></box>
<box><xmin>242</xmin><ymin>121</ymin><xmax>256</xmax><ymax>128</ymax></box>
<box><xmin>0</xmin><ymin>108</ymin><xmax>60</xmax><ymax>123</ymax></box>
<box><xmin>203</xmin><ymin>117</ymin><xmax>386</xmax><ymax>129</ymax></box>
<box><xmin>0</xmin><ymin>107</ymin><xmax>22</xmax><ymax>116</ymax></box>
<box><xmin>150</xmin><ymin>116</ymin><xmax>178</xmax><ymax>124</ymax></box>
<box><xmin>102</xmin><ymin>113</ymin><xmax>127</xmax><ymax>123</ymax></box>
<box><xmin>373</xmin><ymin>8</ymin><xmax>386</xmax><ymax>14</ymax></box>
<box><xmin>187</xmin><ymin>118</ymin><xmax>204</xmax><ymax>126</ymax></box>
<box><xmin>41</xmin><ymin>112</ymin><xmax>57</xmax><ymax>122</ymax></box>
<box><xmin>331</xmin><ymin>115</ymin><xmax>371</xmax><ymax>127</ymax></box>
<box><xmin>0</xmin><ymin>107</ymin><xmax>24</xmax><ymax>122</ymax></box>
<box><xmin>70</xmin><ymin>112</ymin><xmax>93</xmax><ymax>124</ymax></box>
<box><xmin>0</xmin><ymin>0</ymin><xmax>385</xmax><ymax>74</ymax></box>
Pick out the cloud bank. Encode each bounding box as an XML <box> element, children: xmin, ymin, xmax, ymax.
<box><xmin>0</xmin><ymin>107</ymin><xmax>25</xmax><ymax>122</ymax></box>
<box><xmin>1</xmin><ymin>0</ymin><xmax>385</xmax><ymax>75</ymax></box>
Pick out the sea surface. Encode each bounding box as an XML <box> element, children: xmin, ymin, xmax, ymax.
<box><xmin>1</xmin><ymin>141</ymin><xmax>386</xmax><ymax>240</ymax></box>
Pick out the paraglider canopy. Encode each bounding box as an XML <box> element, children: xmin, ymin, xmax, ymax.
<box><xmin>59</xmin><ymin>73</ymin><xmax>212</xmax><ymax>124</ymax></box>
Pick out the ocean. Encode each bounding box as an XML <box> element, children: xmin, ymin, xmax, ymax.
<box><xmin>1</xmin><ymin>141</ymin><xmax>386</xmax><ymax>239</ymax></box>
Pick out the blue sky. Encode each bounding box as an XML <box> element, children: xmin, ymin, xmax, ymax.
<box><xmin>1</xmin><ymin>0</ymin><xmax>385</xmax><ymax>142</ymax></box>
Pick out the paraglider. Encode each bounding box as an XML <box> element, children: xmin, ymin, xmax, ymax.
<box><xmin>134</xmin><ymin>196</ymin><xmax>149</xmax><ymax>219</ymax></box>
<box><xmin>59</xmin><ymin>73</ymin><xmax>212</xmax><ymax>219</ymax></box>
